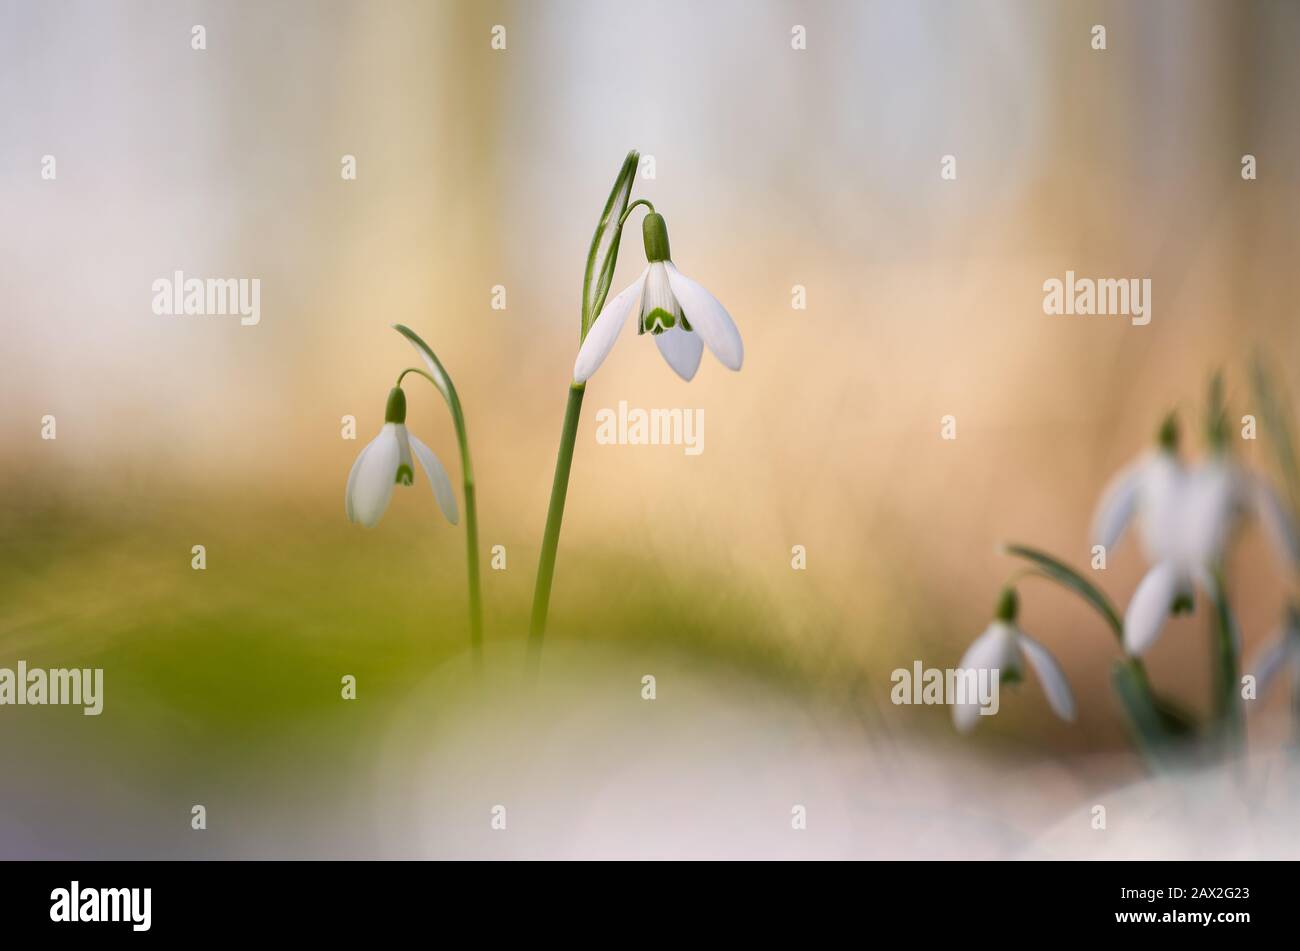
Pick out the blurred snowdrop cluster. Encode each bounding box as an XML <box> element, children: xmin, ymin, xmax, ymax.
<box><xmin>1093</xmin><ymin>385</ymin><xmax>1298</xmax><ymax>657</ymax></box>
<box><xmin>958</xmin><ymin>369</ymin><xmax>1300</xmax><ymax>758</ymax></box>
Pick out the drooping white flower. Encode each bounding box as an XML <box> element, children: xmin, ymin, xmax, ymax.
<box><xmin>953</xmin><ymin>589</ymin><xmax>1076</xmax><ymax>733</ymax></box>
<box><xmin>1184</xmin><ymin>456</ymin><xmax>1300</xmax><ymax>572</ymax></box>
<box><xmin>1097</xmin><ymin>411</ymin><xmax>1300</xmax><ymax>654</ymax></box>
<box><xmin>345</xmin><ymin>387</ymin><xmax>458</xmax><ymax>529</ymax></box>
<box><xmin>573</xmin><ymin>212</ymin><xmax>743</xmax><ymax>383</ymax></box>
<box><xmin>1129</xmin><ymin>476</ymin><xmax>1296</xmax><ymax>654</ymax></box>
<box><xmin>1091</xmin><ymin>414</ymin><xmax>1187</xmax><ymax>565</ymax></box>
<box><xmin>1122</xmin><ymin>560</ymin><xmax>1209</xmax><ymax>656</ymax></box>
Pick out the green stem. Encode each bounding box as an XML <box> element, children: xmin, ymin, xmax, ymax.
<box><xmin>1208</xmin><ymin>569</ymin><xmax>1241</xmax><ymax>748</ymax></box>
<box><xmin>527</xmin><ymin>382</ymin><xmax>586</xmax><ymax>675</ymax></box>
<box><xmin>463</xmin><ymin>477</ymin><xmax>483</xmax><ymax>672</ymax></box>
<box><xmin>525</xmin><ymin>151</ymin><xmax>638</xmax><ymax>678</ymax></box>
<box><xmin>617</xmin><ymin>198</ymin><xmax>656</xmax><ymax>228</ymax></box>
<box><xmin>391</xmin><ymin>340</ymin><xmax>484</xmax><ymax>673</ymax></box>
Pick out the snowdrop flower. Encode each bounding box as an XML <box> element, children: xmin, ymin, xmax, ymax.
<box><xmin>1248</xmin><ymin>605</ymin><xmax>1300</xmax><ymax>704</ymax></box>
<box><xmin>345</xmin><ymin>387</ymin><xmax>458</xmax><ymax>529</ymax></box>
<box><xmin>1092</xmin><ymin>415</ymin><xmax>1201</xmax><ymax>653</ymax></box>
<box><xmin>1101</xmin><ymin>415</ymin><xmax>1299</xmax><ymax>655</ymax></box>
<box><xmin>1091</xmin><ymin>414</ymin><xmax>1188</xmax><ymax>566</ymax></box>
<box><xmin>1182</xmin><ymin>455</ymin><xmax>1299</xmax><ymax>573</ymax></box>
<box><xmin>573</xmin><ymin>211</ymin><xmax>743</xmax><ymax>383</ymax></box>
<box><xmin>953</xmin><ymin>588</ymin><xmax>1076</xmax><ymax>733</ymax></box>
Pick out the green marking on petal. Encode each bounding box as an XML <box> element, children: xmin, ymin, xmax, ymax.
<box><xmin>643</xmin><ymin>307</ymin><xmax>676</xmax><ymax>334</ymax></box>
<box><xmin>395</xmin><ymin>464</ymin><xmax>414</xmax><ymax>485</ymax></box>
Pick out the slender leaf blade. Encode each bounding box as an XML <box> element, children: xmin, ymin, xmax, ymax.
<box><xmin>581</xmin><ymin>150</ymin><xmax>638</xmax><ymax>339</ymax></box>
<box><xmin>1003</xmin><ymin>543</ymin><xmax>1123</xmax><ymax>641</ymax></box>
<box><xmin>392</xmin><ymin>323</ymin><xmax>455</xmax><ymax>407</ymax></box>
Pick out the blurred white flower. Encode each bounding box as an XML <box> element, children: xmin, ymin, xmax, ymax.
<box><xmin>1091</xmin><ymin>415</ymin><xmax>1186</xmax><ymax>564</ymax></box>
<box><xmin>345</xmin><ymin>387</ymin><xmax>458</xmax><ymax>529</ymax></box>
<box><xmin>1123</xmin><ymin>462</ymin><xmax>1298</xmax><ymax>655</ymax></box>
<box><xmin>574</xmin><ymin>212</ymin><xmax>743</xmax><ymax>383</ymax></box>
<box><xmin>953</xmin><ymin>589</ymin><xmax>1076</xmax><ymax>733</ymax></box>
<box><xmin>1095</xmin><ymin>415</ymin><xmax>1298</xmax><ymax>654</ymax></box>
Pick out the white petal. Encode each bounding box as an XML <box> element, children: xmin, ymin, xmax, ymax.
<box><xmin>1249</xmin><ymin>474</ymin><xmax>1300</xmax><ymax>571</ymax></box>
<box><xmin>1018</xmin><ymin>630</ymin><xmax>1077</xmax><ymax>722</ymax></box>
<box><xmin>653</xmin><ymin>326</ymin><xmax>704</xmax><ymax>381</ymax></box>
<box><xmin>639</xmin><ymin>262</ymin><xmax>682</xmax><ymax>330</ymax></box>
<box><xmin>573</xmin><ymin>269</ymin><xmax>647</xmax><ymax>383</ymax></box>
<box><xmin>952</xmin><ymin>622</ymin><xmax>1019</xmax><ymax>733</ymax></box>
<box><xmin>1180</xmin><ymin>460</ymin><xmax>1236</xmax><ymax>566</ymax></box>
<box><xmin>409</xmin><ymin>432</ymin><xmax>459</xmax><ymax>525</ymax></box>
<box><xmin>664</xmin><ymin>262</ymin><xmax>743</xmax><ymax>371</ymax></box>
<box><xmin>349</xmin><ymin>424</ymin><xmax>401</xmax><ymax>528</ymax></box>
<box><xmin>1123</xmin><ymin>561</ymin><xmax>1182</xmax><ymax>655</ymax></box>
<box><xmin>1137</xmin><ymin>452</ymin><xmax>1187</xmax><ymax>565</ymax></box>
<box><xmin>957</xmin><ymin>621</ymin><xmax>1020</xmax><ymax>672</ymax></box>
<box><xmin>1090</xmin><ymin>457</ymin><xmax>1144</xmax><ymax>551</ymax></box>
<box><xmin>1248</xmin><ymin>631</ymin><xmax>1292</xmax><ymax>697</ymax></box>
<box><xmin>394</xmin><ymin>424</ymin><xmax>414</xmax><ymax>485</ymax></box>
<box><xmin>344</xmin><ymin>439</ymin><xmax>374</xmax><ymax>523</ymax></box>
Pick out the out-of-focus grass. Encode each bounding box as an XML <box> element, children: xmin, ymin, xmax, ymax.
<box><xmin>0</xmin><ymin>489</ymin><xmax>850</xmax><ymax>773</ymax></box>
<box><xmin>0</xmin><ymin>489</ymin><xmax>1144</xmax><ymax>857</ymax></box>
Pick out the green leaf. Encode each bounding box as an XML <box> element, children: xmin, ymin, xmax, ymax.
<box><xmin>1152</xmin><ymin>693</ymin><xmax>1197</xmax><ymax>736</ymax></box>
<box><xmin>1112</xmin><ymin>659</ymin><xmax>1195</xmax><ymax>768</ymax></box>
<box><xmin>1251</xmin><ymin>355</ymin><xmax>1300</xmax><ymax>518</ymax></box>
<box><xmin>1112</xmin><ymin>659</ymin><xmax>1167</xmax><ymax>744</ymax></box>
<box><xmin>392</xmin><ymin>324</ymin><xmax>455</xmax><ymax>407</ymax></box>
<box><xmin>1205</xmin><ymin>369</ymin><xmax>1229</xmax><ymax>449</ymax></box>
<box><xmin>1003</xmin><ymin>543</ymin><xmax>1122</xmax><ymax>641</ymax></box>
<box><xmin>1207</xmin><ymin>571</ymin><xmax>1243</xmax><ymax>741</ymax></box>
<box><xmin>581</xmin><ymin>150</ymin><xmax>639</xmax><ymax>340</ymax></box>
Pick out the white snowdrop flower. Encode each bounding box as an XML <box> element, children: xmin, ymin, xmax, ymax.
<box><xmin>345</xmin><ymin>387</ymin><xmax>458</xmax><ymax>529</ymax></box>
<box><xmin>1179</xmin><ymin>373</ymin><xmax>1297</xmax><ymax>572</ymax></box>
<box><xmin>1122</xmin><ymin>561</ymin><xmax>1208</xmax><ymax>656</ymax></box>
<box><xmin>1109</xmin><ymin>416</ymin><xmax>1298</xmax><ymax>655</ymax></box>
<box><xmin>573</xmin><ymin>212</ymin><xmax>743</xmax><ymax>383</ymax></box>
<box><xmin>1183</xmin><ymin>455</ymin><xmax>1300</xmax><ymax>573</ymax></box>
<box><xmin>953</xmin><ymin>589</ymin><xmax>1076</xmax><ymax>733</ymax></box>
<box><xmin>1091</xmin><ymin>414</ymin><xmax>1188</xmax><ymax>565</ymax></box>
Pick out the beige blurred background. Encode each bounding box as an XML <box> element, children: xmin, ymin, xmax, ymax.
<box><xmin>3</xmin><ymin>0</ymin><xmax>1300</xmax><ymax>857</ymax></box>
